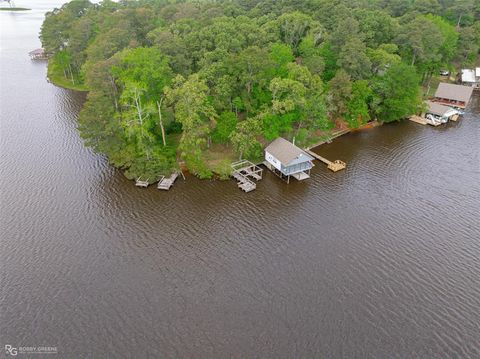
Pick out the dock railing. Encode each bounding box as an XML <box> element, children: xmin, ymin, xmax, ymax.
<box><xmin>231</xmin><ymin>160</ymin><xmax>263</xmax><ymax>192</ymax></box>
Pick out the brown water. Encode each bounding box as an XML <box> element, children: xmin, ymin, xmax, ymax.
<box><xmin>1</xmin><ymin>3</ymin><xmax>480</xmax><ymax>358</ymax></box>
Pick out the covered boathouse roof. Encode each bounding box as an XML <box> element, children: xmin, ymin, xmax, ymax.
<box><xmin>265</xmin><ymin>137</ymin><xmax>313</xmax><ymax>166</ymax></box>
<box><xmin>426</xmin><ymin>101</ymin><xmax>457</xmax><ymax>117</ymax></box>
<box><xmin>434</xmin><ymin>83</ymin><xmax>474</xmax><ymax>105</ymax></box>
<box><xmin>28</xmin><ymin>48</ymin><xmax>44</xmax><ymax>56</ymax></box>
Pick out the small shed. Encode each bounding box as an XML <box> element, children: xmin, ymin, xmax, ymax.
<box><xmin>461</xmin><ymin>69</ymin><xmax>476</xmax><ymax>86</ymax></box>
<box><xmin>433</xmin><ymin>83</ymin><xmax>474</xmax><ymax>109</ymax></box>
<box><xmin>265</xmin><ymin>137</ymin><xmax>314</xmax><ymax>183</ymax></box>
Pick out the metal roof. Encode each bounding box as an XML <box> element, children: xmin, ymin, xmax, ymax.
<box><xmin>426</xmin><ymin>101</ymin><xmax>455</xmax><ymax>117</ymax></box>
<box><xmin>28</xmin><ymin>48</ymin><xmax>44</xmax><ymax>55</ymax></box>
<box><xmin>476</xmin><ymin>68</ymin><xmax>480</xmax><ymax>77</ymax></box>
<box><xmin>434</xmin><ymin>83</ymin><xmax>474</xmax><ymax>104</ymax></box>
<box><xmin>265</xmin><ymin>137</ymin><xmax>313</xmax><ymax>166</ymax></box>
<box><xmin>461</xmin><ymin>69</ymin><xmax>476</xmax><ymax>83</ymax></box>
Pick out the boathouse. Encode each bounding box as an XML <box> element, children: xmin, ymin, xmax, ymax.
<box><xmin>28</xmin><ymin>48</ymin><xmax>47</xmax><ymax>60</ymax></box>
<box><xmin>265</xmin><ymin>137</ymin><xmax>314</xmax><ymax>183</ymax></box>
<box><xmin>432</xmin><ymin>83</ymin><xmax>474</xmax><ymax>109</ymax></box>
<box><xmin>425</xmin><ymin>101</ymin><xmax>460</xmax><ymax>125</ymax></box>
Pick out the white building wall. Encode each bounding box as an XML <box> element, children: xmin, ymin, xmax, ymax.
<box><xmin>265</xmin><ymin>151</ymin><xmax>282</xmax><ymax>171</ymax></box>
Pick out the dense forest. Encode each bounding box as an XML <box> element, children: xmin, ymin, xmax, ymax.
<box><xmin>40</xmin><ymin>0</ymin><xmax>480</xmax><ymax>180</ymax></box>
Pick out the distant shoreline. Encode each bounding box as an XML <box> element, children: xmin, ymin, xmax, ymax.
<box><xmin>0</xmin><ymin>7</ymin><xmax>31</xmax><ymax>11</ymax></box>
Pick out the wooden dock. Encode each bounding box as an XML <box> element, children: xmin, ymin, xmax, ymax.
<box><xmin>409</xmin><ymin>115</ymin><xmax>428</xmax><ymax>125</ymax></box>
<box><xmin>157</xmin><ymin>172</ymin><xmax>179</xmax><ymax>190</ymax></box>
<box><xmin>135</xmin><ymin>178</ymin><xmax>150</xmax><ymax>188</ymax></box>
<box><xmin>304</xmin><ymin>149</ymin><xmax>346</xmax><ymax>172</ymax></box>
<box><xmin>408</xmin><ymin>115</ymin><xmax>443</xmax><ymax>126</ymax></box>
<box><xmin>28</xmin><ymin>48</ymin><xmax>48</xmax><ymax>60</ymax></box>
<box><xmin>450</xmin><ymin>114</ymin><xmax>460</xmax><ymax>122</ymax></box>
<box><xmin>231</xmin><ymin>160</ymin><xmax>263</xmax><ymax>192</ymax></box>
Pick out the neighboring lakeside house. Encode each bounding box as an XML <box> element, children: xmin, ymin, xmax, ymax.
<box><xmin>265</xmin><ymin>137</ymin><xmax>314</xmax><ymax>183</ymax></box>
<box><xmin>461</xmin><ymin>67</ymin><xmax>480</xmax><ymax>88</ymax></box>
<box><xmin>432</xmin><ymin>83</ymin><xmax>474</xmax><ymax>109</ymax></box>
<box><xmin>461</xmin><ymin>69</ymin><xmax>476</xmax><ymax>86</ymax></box>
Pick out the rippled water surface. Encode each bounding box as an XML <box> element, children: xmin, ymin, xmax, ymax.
<box><xmin>1</xmin><ymin>2</ymin><xmax>480</xmax><ymax>358</ymax></box>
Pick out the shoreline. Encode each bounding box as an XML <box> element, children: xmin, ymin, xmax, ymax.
<box><xmin>307</xmin><ymin>120</ymin><xmax>381</xmax><ymax>151</ymax></box>
<box><xmin>47</xmin><ymin>60</ymin><xmax>88</xmax><ymax>92</ymax></box>
<box><xmin>44</xmin><ymin>58</ymin><xmax>396</xmax><ymax>187</ymax></box>
<box><xmin>0</xmin><ymin>7</ymin><xmax>31</xmax><ymax>11</ymax></box>
<box><xmin>47</xmin><ymin>62</ymin><xmax>383</xmax><ymax>185</ymax></box>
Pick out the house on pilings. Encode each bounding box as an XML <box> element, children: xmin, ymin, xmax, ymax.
<box><xmin>264</xmin><ymin>137</ymin><xmax>314</xmax><ymax>184</ymax></box>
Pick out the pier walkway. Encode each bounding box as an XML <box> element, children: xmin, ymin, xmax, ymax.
<box><xmin>231</xmin><ymin>160</ymin><xmax>263</xmax><ymax>192</ymax></box>
<box><xmin>135</xmin><ymin>178</ymin><xmax>150</xmax><ymax>187</ymax></box>
<box><xmin>304</xmin><ymin>149</ymin><xmax>346</xmax><ymax>172</ymax></box>
<box><xmin>157</xmin><ymin>172</ymin><xmax>179</xmax><ymax>190</ymax></box>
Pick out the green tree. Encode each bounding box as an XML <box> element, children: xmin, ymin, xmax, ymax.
<box><xmin>212</xmin><ymin>111</ymin><xmax>237</xmax><ymax>143</ymax></box>
<box><xmin>412</xmin><ymin>0</ymin><xmax>441</xmax><ymax>15</ymax></box>
<box><xmin>330</xmin><ymin>17</ymin><xmax>362</xmax><ymax>53</ymax></box>
<box><xmin>269</xmin><ymin>43</ymin><xmax>295</xmax><ymax>77</ymax></box>
<box><xmin>367</xmin><ymin>44</ymin><xmax>401</xmax><ymax>74</ymax></box>
<box><xmin>447</xmin><ymin>0</ymin><xmax>475</xmax><ymax>27</ymax></box>
<box><xmin>337</xmin><ymin>37</ymin><xmax>372</xmax><ymax>80</ymax></box>
<box><xmin>345</xmin><ymin>81</ymin><xmax>372</xmax><ymax>128</ymax></box>
<box><xmin>40</xmin><ymin>0</ymin><xmax>92</xmax><ymax>53</ymax></box>
<box><xmin>119</xmin><ymin>81</ymin><xmax>154</xmax><ymax>159</ymax></box>
<box><xmin>395</xmin><ymin>16</ymin><xmax>444</xmax><ymax>67</ymax></box>
<box><xmin>456</xmin><ymin>26</ymin><xmax>479</xmax><ymax>66</ymax></box>
<box><xmin>298</xmin><ymin>35</ymin><xmax>325</xmax><ymax>75</ymax></box>
<box><xmin>318</xmin><ymin>42</ymin><xmax>338</xmax><ymax>82</ymax></box>
<box><xmin>230</xmin><ymin>117</ymin><xmax>262</xmax><ymax>160</ymax></box>
<box><xmin>372</xmin><ymin>63</ymin><xmax>422</xmax><ymax>122</ymax></box>
<box><xmin>113</xmin><ymin>47</ymin><xmax>174</xmax><ymax>147</ymax></box>
<box><xmin>327</xmin><ymin>69</ymin><xmax>352</xmax><ymax>120</ymax></box>
<box><xmin>277</xmin><ymin>11</ymin><xmax>314</xmax><ymax>53</ymax></box>
<box><xmin>353</xmin><ymin>9</ymin><xmax>399</xmax><ymax>48</ymax></box>
<box><xmin>165</xmin><ymin>74</ymin><xmax>216</xmax><ymax>175</ymax></box>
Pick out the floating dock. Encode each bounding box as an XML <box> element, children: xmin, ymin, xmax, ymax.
<box><xmin>409</xmin><ymin>115</ymin><xmax>429</xmax><ymax>126</ymax></box>
<box><xmin>135</xmin><ymin>178</ymin><xmax>150</xmax><ymax>188</ymax></box>
<box><xmin>231</xmin><ymin>160</ymin><xmax>263</xmax><ymax>192</ymax></box>
<box><xmin>304</xmin><ymin>149</ymin><xmax>346</xmax><ymax>172</ymax></box>
<box><xmin>450</xmin><ymin>114</ymin><xmax>460</xmax><ymax>122</ymax></box>
<box><xmin>157</xmin><ymin>172</ymin><xmax>179</xmax><ymax>190</ymax></box>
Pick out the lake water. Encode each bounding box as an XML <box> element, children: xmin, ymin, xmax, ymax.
<box><xmin>1</xmin><ymin>2</ymin><xmax>479</xmax><ymax>357</ymax></box>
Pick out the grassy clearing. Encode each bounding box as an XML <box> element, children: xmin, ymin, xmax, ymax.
<box><xmin>0</xmin><ymin>7</ymin><xmax>31</xmax><ymax>11</ymax></box>
<box><xmin>47</xmin><ymin>60</ymin><xmax>88</xmax><ymax>92</ymax></box>
<box><xmin>204</xmin><ymin>143</ymin><xmax>237</xmax><ymax>179</ymax></box>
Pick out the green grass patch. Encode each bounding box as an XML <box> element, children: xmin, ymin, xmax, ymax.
<box><xmin>47</xmin><ymin>60</ymin><xmax>88</xmax><ymax>92</ymax></box>
<box><xmin>0</xmin><ymin>7</ymin><xmax>31</xmax><ymax>11</ymax></box>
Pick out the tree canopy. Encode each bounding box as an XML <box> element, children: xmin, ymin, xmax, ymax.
<box><xmin>41</xmin><ymin>0</ymin><xmax>479</xmax><ymax>180</ymax></box>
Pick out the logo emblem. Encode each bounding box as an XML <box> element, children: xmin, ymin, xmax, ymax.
<box><xmin>5</xmin><ymin>345</ymin><xmax>18</xmax><ymax>356</ymax></box>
